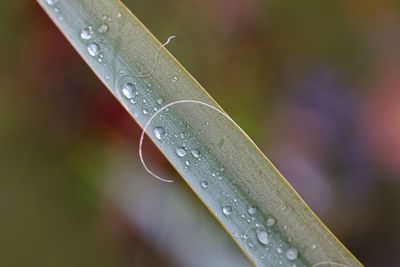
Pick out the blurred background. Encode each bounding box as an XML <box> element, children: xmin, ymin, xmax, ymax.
<box><xmin>1</xmin><ymin>0</ymin><xmax>399</xmax><ymax>266</ymax></box>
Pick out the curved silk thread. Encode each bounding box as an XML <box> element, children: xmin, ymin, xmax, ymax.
<box><xmin>126</xmin><ymin>35</ymin><xmax>175</xmax><ymax>78</ymax></box>
<box><xmin>139</xmin><ymin>100</ymin><xmax>233</xmax><ymax>183</ymax></box>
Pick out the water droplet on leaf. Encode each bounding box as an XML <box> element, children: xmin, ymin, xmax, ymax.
<box><xmin>266</xmin><ymin>217</ymin><xmax>276</xmax><ymax>226</ymax></box>
<box><xmin>98</xmin><ymin>24</ymin><xmax>109</xmax><ymax>33</ymax></box>
<box><xmin>286</xmin><ymin>248</ymin><xmax>298</xmax><ymax>261</ymax></box>
<box><xmin>248</xmin><ymin>206</ymin><xmax>257</xmax><ymax>215</ymax></box>
<box><xmin>153</xmin><ymin>127</ymin><xmax>166</xmax><ymax>140</ymax></box>
<box><xmin>80</xmin><ymin>27</ymin><xmax>93</xmax><ymax>40</ymax></box>
<box><xmin>200</xmin><ymin>180</ymin><xmax>208</xmax><ymax>189</ymax></box>
<box><xmin>87</xmin><ymin>43</ymin><xmax>100</xmax><ymax>56</ymax></box>
<box><xmin>46</xmin><ymin>0</ymin><xmax>58</xmax><ymax>5</ymax></box>
<box><xmin>247</xmin><ymin>239</ymin><xmax>255</xmax><ymax>249</ymax></box>
<box><xmin>222</xmin><ymin>206</ymin><xmax>232</xmax><ymax>216</ymax></box>
<box><xmin>190</xmin><ymin>149</ymin><xmax>201</xmax><ymax>158</ymax></box>
<box><xmin>256</xmin><ymin>230</ymin><xmax>269</xmax><ymax>245</ymax></box>
<box><xmin>122</xmin><ymin>82</ymin><xmax>135</xmax><ymax>99</ymax></box>
<box><xmin>176</xmin><ymin>147</ymin><xmax>187</xmax><ymax>157</ymax></box>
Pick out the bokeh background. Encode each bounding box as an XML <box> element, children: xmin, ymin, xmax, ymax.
<box><xmin>1</xmin><ymin>1</ymin><xmax>400</xmax><ymax>266</ymax></box>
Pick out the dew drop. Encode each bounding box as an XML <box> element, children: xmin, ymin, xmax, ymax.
<box><xmin>98</xmin><ymin>23</ymin><xmax>109</xmax><ymax>33</ymax></box>
<box><xmin>286</xmin><ymin>248</ymin><xmax>298</xmax><ymax>261</ymax></box>
<box><xmin>117</xmin><ymin>12</ymin><xmax>122</xmax><ymax>18</ymax></box>
<box><xmin>311</xmin><ymin>244</ymin><xmax>317</xmax><ymax>250</ymax></box>
<box><xmin>266</xmin><ymin>217</ymin><xmax>276</xmax><ymax>227</ymax></box>
<box><xmin>185</xmin><ymin>160</ymin><xmax>190</xmax><ymax>166</ymax></box>
<box><xmin>256</xmin><ymin>230</ymin><xmax>269</xmax><ymax>245</ymax></box>
<box><xmin>142</xmin><ymin>109</ymin><xmax>149</xmax><ymax>115</ymax></box>
<box><xmin>153</xmin><ymin>127</ymin><xmax>166</xmax><ymax>140</ymax></box>
<box><xmin>222</xmin><ymin>206</ymin><xmax>232</xmax><ymax>216</ymax></box>
<box><xmin>200</xmin><ymin>180</ymin><xmax>208</xmax><ymax>189</ymax></box>
<box><xmin>190</xmin><ymin>149</ymin><xmax>201</xmax><ymax>159</ymax></box>
<box><xmin>87</xmin><ymin>43</ymin><xmax>100</xmax><ymax>57</ymax></box>
<box><xmin>176</xmin><ymin>147</ymin><xmax>187</xmax><ymax>157</ymax></box>
<box><xmin>276</xmin><ymin>247</ymin><xmax>283</xmax><ymax>254</ymax></box>
<box><xmin>248</xmin><ymin>206</ymin><xmax>257</xmax><ymax>215</ymax></box>
<box><xmin>172</xmin><ymin>76</ymin><xmax>178</xmax><ymax>82</ymax></box>
<box><xmin>46</xmin><ymin>0</ymin><xmax>58</xmax><ymax>5</ymax></box>
<box><xmin>80</xmin><ymin>27</ymin><xmax>93</xmax><ymax>40</ymax></box>
<box><xmin>156</xmin><ymin>98</ymin><xmax>163</xmax><ymax>105</ymax></box>
<box><xmin>121</xmin><ymin>82</ymin><xmax>135</xmax><ymax>99</ymax></box>
<box><xmin>247</xmin><ymin>239</ymin><xmax>255</xmax><ymax>249</ymax></box>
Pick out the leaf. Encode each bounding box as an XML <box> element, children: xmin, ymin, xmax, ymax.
<box><xmin>37</xmin><ymin>0</ymin><xmax>363</xmax><ymax>266</ymax></box>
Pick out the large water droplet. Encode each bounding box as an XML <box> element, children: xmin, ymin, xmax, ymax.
<box><xmin>46</xmin><ymin>0</ymin><xmax>58</xmax><ymax>5</ymax></box>
<box><xmin>286</xmin><ymin>248</ymin><xmax>298</xmax><ymax>261</ymax></box>
<box><xmin>190</xmin><ymin>149</ymin><xmax>201</xmax><ymax>158</ymax></box>
<box><xmin>87</xmin><ymin>43</ymin><xmax>100</xmax><ymax>56</ymax></box>
<box><xmin>256</xmin><ymin>230</ymin><xmax>269</xmax><ymax>245</ymax></box>
<box><xmin>153</xmin><ymin>127</ymin><xmax>166</xmax><ymax>140</ymax></box>
<box><xmin>248</xmin><ymin>206</ymin><xmax>257</xmax><ymax>215</ymax></box>
<box><xmin>176</xmin><ymin>147</ymin><xmax>187</xmax><ymax>157</ymax></box>
<box><xmin>222</xmin><ymin>206</ymin><xmax>232</xmax><ymax>216</ymax></box>
<box><xmin>121</xmin><ymin>82</ymin><xmax>135</xmax><ymax>99</ymax></box>
<box><xmin>80</xmin><ymin>27</ymin><xmax>93</xmax><ymax>40</ymax></box>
